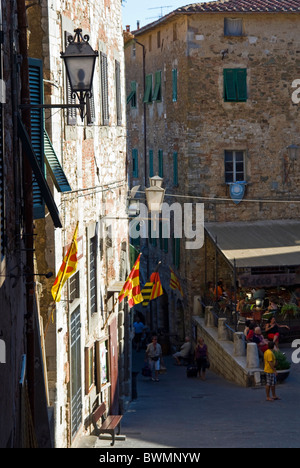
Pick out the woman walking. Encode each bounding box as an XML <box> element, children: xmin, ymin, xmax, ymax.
<box><xmin>195</xmin><ymin>337</ymin><xmax>209</xmax><ymax>380</ymax></box>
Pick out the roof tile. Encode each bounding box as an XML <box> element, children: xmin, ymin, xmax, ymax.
<box><xmin>176</xmin><ymin>0</ymin><xmax>300</xmax><ymax>13</ymax></box>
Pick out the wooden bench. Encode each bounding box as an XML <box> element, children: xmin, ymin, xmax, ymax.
<box><xmin>92</xmin><ymin>403</ymin><xmax>123</xmax><ymax>446</ymax></box>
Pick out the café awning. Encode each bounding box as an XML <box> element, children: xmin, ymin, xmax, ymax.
<box><xmin>205</xmin><ymin>220</ymin><xmax>300</xmax><ymax>269</ymax></box>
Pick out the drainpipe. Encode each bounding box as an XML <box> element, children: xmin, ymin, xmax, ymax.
<box><xmin>134</xmin><ymin>39</ymin><xmax>147</xmax><ymax>189</ymax></box>
<box><xmin>16</xmin><ymin>0</ymin><xmax>35</xmax><ymax>422</ymax></box>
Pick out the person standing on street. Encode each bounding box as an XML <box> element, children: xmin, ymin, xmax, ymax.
<box><xmin>264</xmin><ymin>341</ymin><xmax>280</xmax><ymax>401</ymax></box>
<box><xmin>145</xmin><ymin>335</ymin><xmax>163</xmax><ymax>382</ymax></box>
<box><xmin>133</xmin><ymin>316</ymin><xmax>146</xmax><ymax>352</ymax></box>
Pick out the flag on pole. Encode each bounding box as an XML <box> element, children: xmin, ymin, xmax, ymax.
<box><xmin>51</xmin><ymin>222</ymin><xmax>79</xmax><ymax>302</ymax></box>
<box><xmin>141</xmin><ymin>264</ymin><xmax>163</xmax><ymax>306</ymax></box>
<box><xmin>169</xmin><ymin>267</ymin><xmax>183</xmax><ymax>296</ymax></box>
<box><xmin>118</xmin><ymin>253</ymin><xmax>143</xmax><ymax>308</ymax></box>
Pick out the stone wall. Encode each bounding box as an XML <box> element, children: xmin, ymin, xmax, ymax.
<box><xmin>125</xmin><ymin>10</ymin><xmax>300</xmax><ymax>344</ymax></box>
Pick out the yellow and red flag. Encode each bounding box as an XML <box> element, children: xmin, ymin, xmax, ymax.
<box><xmin>141</xmin><ymin>264</ymin><xmax>164</xmax><ymax>307</ymax></box>
<box><xmin>169</xmin><ymin>267</ymin><xmax>183</xmax><ymax>296</ymax></box>
<box><xmin>51</xmin><ymin>222</ymin><xmax>79</xmax><ymax>302</ymax></box>
<box><xmin>118</xmin><ymin>253</ymin><xmax>143</xmax><ymax>308</ymax></box>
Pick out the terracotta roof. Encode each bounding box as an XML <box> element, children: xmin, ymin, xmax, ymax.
<box><xmin>133</xmin><ymin>1</ymin><xmax>300</xmax><ymax>35</ymax></box>
<box><xmin>176</xmin><ymin>0</ymin><xmax>300</xmax><ymax>13</ymax></box>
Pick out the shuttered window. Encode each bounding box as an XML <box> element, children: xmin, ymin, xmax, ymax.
<box><xmin>173</xmin><ymin>237</ymin><xmax>180</xmax><ymax>269</ymax></box>
<box><xmin>158</xmin><ymin>149</ymin><xmax>163</xmax><ymax>178</ymax></box>
<box><xmin>100</xmin><ymin>52</ymin><xmax>109</xmax><ymax>125</ymax></box>
<box><xmin>86</xmin><ymin>88</ymin><xmax>95</xmax><ymax>125</ymax></box>
<box><xmin>115</xmin><ymin>60</ymin><xmax>122</xmax><ymax>125</ymax></box>
<box><xmin>132</xmin><ymin>149</ymin><xmax>138</xmax><ymax>178</ymax></box>
<box><xmin>224</xmin><ymin>69</ymin><xmax>247</xmax><ymax>102</ymax></box>
<box><xmin>143</xmin><ymin>74</ymin><xmax>152</xmax><ymax>104</ymax></box>
<box><xmin>44</xmin><ymin>129</ymin><xmax>71</xmax><ymax>192</ymax></box>
<box><xmin>149</xmin><ymin>149</ymin><xmax>154</xmax><ymax>177</ymax></box>
<box><xmin>127</xmin><ymin>81</ymin><xmax>136</xmax><ymax>108</ymax></box>
<box><xmin>28</xmin><ymin>58</ymin><xmax>45</xmax><ymax>219</ymax></box>
<box><xmin>152</xmin><ymin>71</ymin><xmax>161</xmax><ymax>102</ymax></box>
<box><xmin>173</xmin><ymin>151</ymin><xmax>178</xmax><ymax>186</ymax></box>
<box><xmin>89</xmin><ymin>235</ymin><xmax>97</xmax><ymax>315</ymax></box>
<box><xmin>172</xmin><ymin>68</ymin><xmax>177</xmax><ymax>102</ymax></box>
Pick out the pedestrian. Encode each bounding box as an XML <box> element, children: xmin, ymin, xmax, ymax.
<box><xmin>264</xmin><ymin>341</ymin><xmax>280</xmax><ymax>401</ymax></box>
<box><xmin>145</xmin><ymin>335</ymin><xmax>163</xmax><ymax>382</ymax></box>
<box><xmin>195</xmin><ymin>337</ymin><xmax>209</xmax><ymax>380</ymax></box>
<box><xmin>133</xmin><ymin>316</ymin><xmax>145</xmax><ymax>352</ymax></box>
<box><xmin>172</xmin><ymin>336</ymin><xmax>192</xmax><ymax>365</ymax></box>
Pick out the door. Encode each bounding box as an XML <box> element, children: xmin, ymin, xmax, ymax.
<box><xmin>70</xmin><ymin>306</ymin><xmax>82</xmax><ymax>439</ymax></box>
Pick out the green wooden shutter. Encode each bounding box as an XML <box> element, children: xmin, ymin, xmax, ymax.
<box><xmin>172</xmin><ymin>68</ymin><xmax>177</xmax><ymax>102</ymax></box>
<box><xmin>236</xmin><ymin>69</ymin><xmax>247</xmax><ymax>101</ymax></box>
<box><xmin>173</xmin><ymin>237</ymin><xmax>180</xmax><ymax>268</ymax></box>
<box><xmin>224</xmin><ymin>69</ymin><xmax>237</xmax><ymax>101</ymax></box>
<box><xmin>149</xmin><ymin>149</ymin><xmax>154</xmax><ymax>177</ymax></box>
<box><xmin>132</xmin><ymin>149</ymin><xmax>138</xmax><ymax>178</ymax></box>
<box><xmin>28</xmin><ymin>58</ymin><xmax>45</xmax><ymax>220</ymax></box>
<box><xmin>173</xmin><ymin>151</ymin><xmax>178</xmax><ymax>186</ymax></box>
<box><xmin>158</xmin><ymin>149</ymin><xmax>163</xmax><ymax>177</ymax></box>
<box><xmin>127</xmin><ymin>81</ymin><xmax>136</xmax><ymax>107</ymax></box>
<box><xmin>44</xmin><ymin>130</ymin><xmax>72</xmax><ymax>192</ymax></box>
<box><xmin>152</xmin><ymin>71</ymin><xmax>161</xmax><ymax>101</ymax></box>
<box><xmin>143</xmin><ymin>74</ymin><xmax>152</xmax><ymax>103</ymax></box>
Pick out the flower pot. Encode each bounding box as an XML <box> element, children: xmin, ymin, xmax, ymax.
<box><xmin>276</xmin><ymin>369</ymin><xmax>290</xmax><ymax>383</ymax></box>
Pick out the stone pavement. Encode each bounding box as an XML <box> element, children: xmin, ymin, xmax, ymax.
<box><xmin>76</xmin><ymin>344</ymin><xmax>300</xmax><ymax>449</ymax></box>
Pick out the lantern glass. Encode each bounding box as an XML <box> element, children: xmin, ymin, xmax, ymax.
<box><xmin>149</xmin><ymin>175</ymin><xmax>163</xmax><ymax>188</ymax></box>
<box><xmin>61</xmin><ymin>32</ymin><xmax>98</xmax><ymax>94</ymax></box>
<box><xmin>145</xmin><ymin>186</ymin><xmax>165</xmax><ymax>213</ymax></box>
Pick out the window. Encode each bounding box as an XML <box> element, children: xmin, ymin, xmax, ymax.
<box><xmin>149</xmin><ymin>149</ymin><xmax>154</xmax><ymax>177</ymax></box>
<box><xmin>173</xmin><ymin>237</ymin><xmax>180</xmax><ymax>269</ymax></box>
<box><xmin>224</xmin><ymin>18</ymin><xmax>243</xmax><ymax>37</ymax></box>
<box><xmin>132</xmin><ymin>149</ymin><xmax>138</xmax><ymax>178</ymax></box>
<box><xmin>95</xmin><ymin>340</ymin><xmax>109</xmax><ymax>389</ymax></box>
<box><xmin>152</xmin><ymin>71</ymin><xmax>162</xmax><ymax>102</ymax></box>
<box><xmin>149</xmin><ymin>35</ymin><xmax>152</xmax><ymax>52</ymax></box>
<box><xmin>158</xmin><ymin>150</ymin><xmax>163</xmax><ymax>178</ymax></box>
<box><xmin>85</xmin><ymin>344</ymin><xmax>95</xmax><ymax>395</ymax></box>
<box><xmin>89</xmin><ymin>234</ymin><xmax>98</xmax><ymax>315</ymax></box>
<box><xmin>143</xmin><ymin>74</ymin><xmax>152</xmax><ymax>104</ymax></box>
<box><xmin>28</xmin><ymin>58</ymin><xmax>45</xmax><ymax>220</ymax></box>
<box><xmin>173</xmin><ymin>23</ymin><xmax>178</xmax><ymax>41</ymax></box>
<box><xmin>86</xmin><ymin>89</ymin><xmax>96</xmax><ymax>125</ymax></box>
<box><xmin>127</xmin><ymin>81</ymin><xmax>136</xmax><ymax>108</ymax></box>
<box><xmin>115</xmin><ymin>60</ymin><xmax>122</xmax><ymax>125</ymax></box>
<box><xmin>224</xmin><ymin>69</ymin><xmax>247</xmax><ymax>102</ymax></box>
<box><xmin>157</xmin><ymin>31</ymin><xmax>161</xmax><ymax>48</ymax></box>
<box><xmin>172</xmin><ymin>69</ymin><xmax>177</xmax><ymax>102</ymax></box>
<box><xmin>173</xmin><ymin>151</ymin><xmax>178</xmax><ymax>186</ymax></box>
<box><xmin>100</xmin><ymin>52</ymin><xmax>109</xmax><ymax>125</ymax></box>
<box><xmin>69</xmin><ymin>271</ymin><xmax>80</xmax><ymax>302</ymax></box>
<box><xmin>224</xmin><ymin>150</ymin><xmax>245</xmax><ymax>183</ymax></box>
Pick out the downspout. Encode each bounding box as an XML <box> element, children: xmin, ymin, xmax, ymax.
<box><xmin>16</xmin><ymin>0</ymin><xmax>35</xmax><ymax>423</ymax></box>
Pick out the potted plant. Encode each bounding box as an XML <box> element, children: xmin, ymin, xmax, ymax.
<box><xmin>279</xmin><ymin>303</ymin><xmax>299</xmax><ymax>320</ymax></box>
<box><xmin>274</xmin><ymin>350</ymin><xmax>291</xmax><ymax>382</ymax></box>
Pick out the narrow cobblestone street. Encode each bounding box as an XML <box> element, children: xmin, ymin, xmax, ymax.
<box><xmin>77</xmin><ymin>344</ymin><xmax>300</xmax><ymax>449</ymax></box>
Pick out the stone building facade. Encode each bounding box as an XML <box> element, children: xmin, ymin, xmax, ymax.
<box><xmin>23</xmin><ymin>0</ymin><xmax>129</xmax><ymax>448</ymax></box>
<box><xmin>124</xmin><ymin>0</ymin><xmax>300</xmax><ymax>343</ymax></box>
